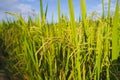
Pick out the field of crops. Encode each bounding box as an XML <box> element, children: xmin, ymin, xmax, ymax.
<box><xmin>0</xmin><ymin>0</ymin><xmax>120</xmax><ymax>80</ymax></box>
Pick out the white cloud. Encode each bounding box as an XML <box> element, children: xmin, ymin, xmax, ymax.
<box><xmin>104</xmin><ymin>0</ymin><xmax>109</xmax><ymax>4</ymax></box>
<box><xmin>0</xmin><ymin>0</ymin><xmax>18</xmax><ymax>6</ymax></box>
<box><xmin>0</xmin><ymin>0</ymin><xmax>37</xmax><ymax>21</ymax></box>
<box><xmin>21</xmin><ymin>0</ymin><xmax>35</xmax><ymax>2</ymax></box>
<box><xmin>27</xmin><ymin>0</ymin><xmax>34</xmax><ymax>1</ymax></box>
<box><xmin>0</xmin><ymin>12</ymin><xmax>6</xmax><ymax>20</ymax></box>
<box><xmin>14</xmin><ymin>4</ymin><xmax>35</xmax><ymax>15</ymax></box>
<box><xmin>96</xmin><ymin>0</ymin><xmax>116</xmax><ymax>13</ymax></box>
<box><xmin>0</xmin><ymin>0</ymin><xmax>18</xmax><ymax>11</ymax></box>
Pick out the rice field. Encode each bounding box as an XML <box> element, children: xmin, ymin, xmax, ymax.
<box><xmin>0</xmin><ymin>0</ymin><xmax>120</xmax><ymax>80</ymax></box>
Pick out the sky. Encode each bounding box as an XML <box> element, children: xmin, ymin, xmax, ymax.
<box><xmin>0</xmin><ymin>0</ymin><xmax>117</xmax><ymax>22</ymax></box>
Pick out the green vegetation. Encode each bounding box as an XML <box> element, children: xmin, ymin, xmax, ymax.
<box><xmin>0</xmin><ymin>0</ymin><xmax>120</xmax><ymax>80</ymax></box>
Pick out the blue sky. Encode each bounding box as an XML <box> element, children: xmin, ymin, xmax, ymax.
<box><xmin>0</xmin><ymin>0</ymin><xmax>116</xmax><ymax>22</ymax></box>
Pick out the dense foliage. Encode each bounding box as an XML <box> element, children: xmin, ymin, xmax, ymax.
<box><xmin>0</xmin><ymin>0</ymin><xmax>120</xmax><ymax>80</ymax></box>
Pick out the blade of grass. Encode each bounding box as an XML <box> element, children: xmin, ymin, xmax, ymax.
<box><xmin>112</xmin><ymin>0</ymin><xmax>119</xmax><ymax>61</ymax></box>
<box><xmin>40</xmin><ymin>0</ymin><xmax>43</xmax><ymax>22</ymax></box>
<box><xmin>58</xmin><ymin>0</ymin><xmax>62</xmax><ymax>36</ymax></box>
<box><xmin>102</xmin><ymin>0</ymin><xmax>104</xmax><ymax>19</ymax></box>
<box><xmin>79</xmin><ymin>0</ymin><xmax>87</xmax><ymax>42</ymax></box>
<box><xmin>80</xmin><ymin>0</ymin><xmax>87</xmax><ymax>25</ymax></box>
<box><xmin>68</xmin><ymin>0</ymin><xmax>76</xmax><ymax>42</ymax></box>
<box><xmin>108</xmin><ymin>0</ymin><xmax>111</xmax><ymax>20</ymax></box>
<box><xmin>58</xmin><ymin>0</ymin><xmax>61</xmax><ymax>23</ymax></box>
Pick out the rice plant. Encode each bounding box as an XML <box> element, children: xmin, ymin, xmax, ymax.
<box><xmin>0</xmin><ymin>0</ymin><xmax>120</xmax><ymax>80</ymax></box>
